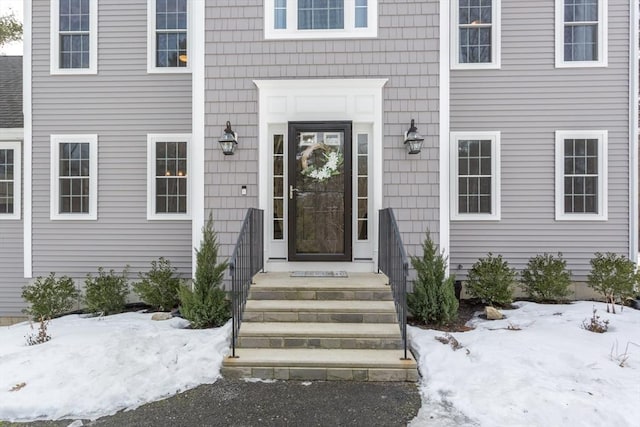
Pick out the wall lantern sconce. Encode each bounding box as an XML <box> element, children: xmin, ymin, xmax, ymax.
<box><xmin>219</xmin><ymin>121</ymin><xmax>238</xmax><ymax>155</ymax></box>
<box><xmin>404</xmin><ymin>119</ymin><xmax>424</xmax><ymax>155</ymax></box>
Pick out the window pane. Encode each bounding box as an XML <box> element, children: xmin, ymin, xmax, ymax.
<box><xmin>298</xmin><ymin>0</ymin><xmax>344</xmax><ymax>30</ymax></box>
<box><xmin>155</xmin><ymin>140</ymin><xmax>188</xmax><ymax>214</ymax></box>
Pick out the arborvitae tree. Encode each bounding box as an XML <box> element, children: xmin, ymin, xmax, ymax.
<box><xmin>178</xmin><ymin>213</ymin><xmax>229</xmax><ymax>328</ymax></box>
<box><xmin>407</xmin><ymin>233</ymin><xmax>458</xmax><ymax>325</ymax></box>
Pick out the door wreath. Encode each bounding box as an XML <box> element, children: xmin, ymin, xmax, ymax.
<box><xmin>300</xmin><ymin>143</ymin><xmax>343</xmax><ymax>182</ymax></box>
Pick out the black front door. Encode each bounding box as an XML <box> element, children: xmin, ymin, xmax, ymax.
<box><xmin>287</xmin><ymin>122</ymin><xmax>352</xmax><ymax>261</ymax></box>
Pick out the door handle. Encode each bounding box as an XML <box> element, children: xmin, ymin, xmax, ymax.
<box><xmin>289</xmin><ymin>185</ymin><xmax>299</xmax><ymax>199</ymax></box>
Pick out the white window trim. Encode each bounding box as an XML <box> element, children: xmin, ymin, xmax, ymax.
<box><xmin>555</xmin><ymin>130</ymin><xmax>608</xmax><ymax>221</ymax></box>
<box><xmin>264</xmin><ymin>0</ymin><xmax>378</xmax><ymax>40</ymax></box>
<box><xmin>450</xmin><ymin>131</ymin><xmax>501</xmax><ymax>221</ymax></box>
<box><xmin>50</xmin><ymin>134</ymin><xmax>98</xmax><ymax>220</ymax></box>
<box><xmin>0</xmin><ymin>140</ymin><xmax>21</xmax><ymax>220</ymax></box>
<box><xmin>147</xmin><ymin>134</ymin><xmax>192</xmax><ymax>220</ymax></box>
<box><xmin>555</xmin><ymin>0</ymin><xmax>608</xmax><ymax>68</ymax></box>
<box><xmin>147</xmin><ymin>0</ymin><xmax>192</xmax><ymax>73</ymax></box>
<box><xmin>450</xmin><ymin>0</ymin><xmax>501</xmax><ymax>70</ymax></box>
<box><xmin>50</xmin><ymin>0</ymin><xmax>98</xmax><ymax>75</ymax></box>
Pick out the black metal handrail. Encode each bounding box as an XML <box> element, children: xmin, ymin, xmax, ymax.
<box><xmin>229</xmin><ymin>208</ymin><xmax>264</xmax><ymax>358</ymax></box>
<box><xmin>378</xmin><ymin>208</ymin><xmax>409</xmax><ymax>360</ymax></box>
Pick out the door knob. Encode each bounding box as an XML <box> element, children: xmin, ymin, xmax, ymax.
<box><xmin>289</xmin><ymin>185</ymin><xmax>299</xmax><ymax>199</ymax></box>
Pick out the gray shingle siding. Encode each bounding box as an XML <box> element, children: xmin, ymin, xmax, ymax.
<box><xmin>204</xmin><ymin>0</ymin><xmax>442</xmax><ymax>260</ymax></box>
<box><xmin>449</xmin><ymin>0</ymin><xmax>631</xmax><ymax>280</ymax></box>
<box><xmin>30</xmin><ymin>0</ymin><xmax>192</xmax><ymax>286</ymax></box>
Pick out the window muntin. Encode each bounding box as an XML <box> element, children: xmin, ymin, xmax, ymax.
<box><xmin>450</xmin><ymin>132</ymin><xmax>501</xmax><ymax>220</ymax></box>
<box><xmin>555</xmin><ymin>131</ymin><xmax>607</xmax><ymax>220</ymax></box>
<box><xmin>148</xmin><ymin>0</ymin><xmax>190</xmax><ymax>72</ymax></box>
<box><xmin>265</xmin><ymin>0</ymin><xmax>377</xmax><ymax>39</ymax></box>
<box><xmin>0</xmin><ymin>142</ymin><xmax>21</xmax><ymax>220</ymax></box>
<box><xmin>298</xmin><ymin>0</ymin><xmax>344</xmax><ymax>30</ymax></box>
<box><xmin>50</xmin><ymin>135</ymin><xmax>97</xmax><ymax>220</ymax></box>
<box><xmin>273</xmin><ymin>134</ymin><xmax>285</xmax><ymax>240</ymax></box>
<box><xmin>59</xmin><ymin>142</ymin><xmax>90</xmax><ymax>214</ymax></box>
<box><xmin>147</xmin><ymin>134</ymin><xmax>191</xmax><ymax>220</ymax></box>
<box><xmin>59</xmin><ymin>0</ymin><xmax>90</xmax><ymax>69</ymax></box>
<box><xmin>356</xmin><ymin>133</ymin><xmax>368</xmax><ymax>240</ymax></box>
<box><xmin>556</xmin><ymin>0</ymin><xmax>607</xmax><ymax>67</ymax></box>
<box><xmin>50</xmin><ymin>0</ymin><xmax>97</xmax><ymax>74</ymax></box>
<box><xmin>451</xmin><ymin>0</ymin><xmax>500</xmax><ymax>69</ymax></box>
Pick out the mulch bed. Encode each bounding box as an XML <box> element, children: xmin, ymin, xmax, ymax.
<box><xmin>408</xmin><ymin>299</ymin><xmax>487</xmax><ymax>332</ymax></box>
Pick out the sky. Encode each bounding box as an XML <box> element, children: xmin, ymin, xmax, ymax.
<box><xmin>0</xmin><ymin>0</ymin><xmax>24</xmax><ymax>56</ymax></box>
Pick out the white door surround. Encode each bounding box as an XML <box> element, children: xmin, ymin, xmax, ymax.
<box><xmin>254</xmin><ymin>79</ymin><xmax>387</xmax><ymax>272</ymax></box>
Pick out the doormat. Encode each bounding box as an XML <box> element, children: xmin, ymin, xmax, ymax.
<box><xmin>290</xmin><ymin>271</ymin><xmax>348</xmax><ymax>278</ymax></box>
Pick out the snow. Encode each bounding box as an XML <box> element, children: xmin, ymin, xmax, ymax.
<box><xmin>0</xmin><ymin>313</ymin><xmax>230</xmax><ymax>422</ymax></box>
<box><xmin>409</xmin><ymin>301</ymin><xmax>640</xmax><ymax>427</ymax></box>
<box><xmin>1</xmin><ymin>301</ymin><xmax>639</xmax><ymax>425</ymax></box>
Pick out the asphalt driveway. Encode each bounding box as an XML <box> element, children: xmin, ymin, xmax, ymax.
<box><xmin>7</xmin><ymin>378</ymin><xmax>422</xmax><ymax>427</ymax></box>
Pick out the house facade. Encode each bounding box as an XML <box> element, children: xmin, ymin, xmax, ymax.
<box><xmin>1</xmin><ymin>0</ymin><xmax>637</xmax><ymax>320</ymax></box>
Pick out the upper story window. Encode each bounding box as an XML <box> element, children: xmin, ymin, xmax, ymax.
<box><xmin>0</xmin><ymin>141</ymin><xmax>21</xmax><ymax>220</ymax></box>
<box><xmin>50</xmin><ymin>135</ymin><xmax>98</xmax><ymax>220</ymax></box>
<box><xmin>147</xmin><ymin>134</ymin><xmax>191</xmax><ymax>220</ymax></box>
<box><xmin>148</xmin><ymin>0</ymin><xmax>190</xmax><ymax>73</ymax></box>
<box><xmin>265</xmin><ymin>0</ymin><xmax>378</xmax><ymax>39</ymax></box>
<box><xmin>555</xmin><ymin>130</ymin><xmax>608</xmax><ymax>220</ymax></box>
<box><xmin>555</xmin><ymin>0</ymin><xmax>607</xmax><ymax>67</ymax></box>
<box><xmin>50</xmin><ymin>0</ymin><xmax>98</xmax><ymax>74</ymax></box>
<box><xmin>450</xmin><ymin>131</ymin><xmax>501</xmax><ymax>221</ymax></box>
<box><xmin>451</xmin><ymin>0</ymin><xmax>501</xmax><ymax>69</ymax></box>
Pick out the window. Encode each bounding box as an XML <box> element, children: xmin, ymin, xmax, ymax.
<box><xmin>147</xmin><ymin>134</ymin><xmax>191</xmax><ymax>220</ymax></box>
<box><xmin>356</xmin><ymin>133</ymin><xmax>369</xmax><ymax>240</ymax></box>
<box><xmin>556</xmin><ymin>0</ymin><xmax>607</xmax><ymax>67</ymax></box>
<box><xmin>50</xmin><ymin>0</ymin><xmax>97</xmax><ymax>74</ymax></box>
<box><xmin>555</xmin><ymin>130</ymin><xmax>608</xmax><ymax>220</ymax></box>
<box><xmin>50</xmin><ymin>135</ymin><xmax>98</xmax><ymax>220</ymax></box>
<box><xmin>148</xmin><ymin>0</ymin><xmax>190</xmax><ymax>72</ymax></box>
<box><xmin>0</xmin><ymin>141</ymin><xmax>21</xmax><ymax>220</ymax></box>
<box><xmin>450</xmin><ymin>132</ymin><xmax>501</xmax><ymax>220</ymax></box>
<box><xmin>451</xmin><ymin>0</ymin><xmax>501</xmax><ymax>69</ymax></box>
<box><xmin>272</xmin><ymin>133</ymin><xmax>285</xmax><ymax>240</ymax></box>
<box><xmin>265</xmin><ymin>0</ymin><xmax>378</xmax><ymax>39</ymax></box>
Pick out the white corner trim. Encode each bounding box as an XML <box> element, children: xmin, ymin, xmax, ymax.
<box><xmin>147</xmin><ymin>0</ymin><xmax>192</xmax><ymax>73</ymax></box>
<box><xmin>50</xmin><ymin>134</ymin><xmax>98</xmax><ymax>221</ymax></box>
<box><xmin>49</xmin><ymin>0</ymin><xmax>98</xmax><ymax>75</ymax></box>
<box><xmin>629</xmin><ymin>0</ymin><xmax>638</xmax><ymax>261</ymax></box>
<box><xmin>24</xmin><ymin>0</ymin><xmax>33</xmax><ymax>278</ymax></box>
<box><xmin>450</xmin><ymin>131</ymin><xmax>501</xmax><ymax>221</ymax></box>
<box><xmin>191</xmin><ymin>0</ymin><xmax>205</xmax><ymax>277</ymax></box>
<box><xmin>554</xmin><ymin>0</ymin><xmax>608</xmax><ymax>68</ymax></box>
<box><xmin>440</xmin><ymin>0</ymin><xmax>451</xmax><ymax>267</ymax></box>
<box><xmin>264</xmin><ymin>0</ymin><xmax>378</xmax><ymax>40</ymax></box>
<box><xmin>146</xmin><ymin>134</ymin><xmax>193</xmax><ymax>221</ymax></box>
<box><xmin>450</xmin><ymin>0</ymin><xmax>501</xmax><ymax>70</ymax></box>
<box><xmin>0</xmin><ymin>140</ymin><xmax>21</xmax><ymax>221</ymax></box>
<box><xmin>554</xmin><ymin>130</ymin><xmax>608</xmax><ymax>221</ymax></box>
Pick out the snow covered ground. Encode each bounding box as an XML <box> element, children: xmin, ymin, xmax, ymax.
<box><xmin>0</xmin><ymin>301</ymin><xmax>638</xmax><ymax>425</ymax></box>
<box><xmin>409</xmin><ymin>301</ymin><xmax>640</xmax><ymax>427</ymax></box>
<box><xmin>0</xmin><ymin>313</ymin><xmax>230</xmax><ymax>421</ymax></box>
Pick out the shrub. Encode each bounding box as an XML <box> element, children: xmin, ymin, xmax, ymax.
<box><xmin>466</xmin><ymin>253</ymin><xmax>516</xmax><ymax>307</ymax></box>
<box><xmin>133</xmin><ymin>258</ymin><xmax>183</xmax><ymax>311</ymax></box>
<box><xmin>84</xmin><ymin>267</ymin><xmax>130</xmax><ymax>315</ymax></box>
<box><xmin>25</xmin><ymin>317</ymin><xmax>51</xmax><ymax>346</ymax></box>
<box><xmin>21</xmin><ymin>273</ymin><xmax>79</xmax><ymax>319</ymax></box>
<box><xmin>407</xmin><ymin>233</ymin><xmax>458</xmax><ymax>325</ymax></box>
<box><xmin>587</xmin><ymin>252</ymin><xmax>639</xmax><ymax>314</ymax></box>
<box><xmin>178</xmin><ymin>214</ymin><xmax>229</xmax><ymax>328</ymax></box>
<box><xmin>581</xmin><ymin>307</ymin><xmax>609</xmax><ymax>333</ymax></box>
<box><xmin>520</xmin><ymin>253</ymin><xmax>572</xmax><ymax>302</ymax></box>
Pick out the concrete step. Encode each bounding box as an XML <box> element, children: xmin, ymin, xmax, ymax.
<box><xmin>243</xmin><ymin>300</ymin><xmax>398</xmax><ymax>323</ymax></box>
<box><xmin>249</xmin><ymin>272</ymin><xmax>393</xmax><ymax>301</ymax></box>
<box><xmin>237</xmin><ymin>322</ymin><xmax>403</xmax><ymax>349</ymax></box>
<box><xmin>222</xmin><ymin>348</ymin><xmax>418</xmax><ymax>382</ymax></box>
